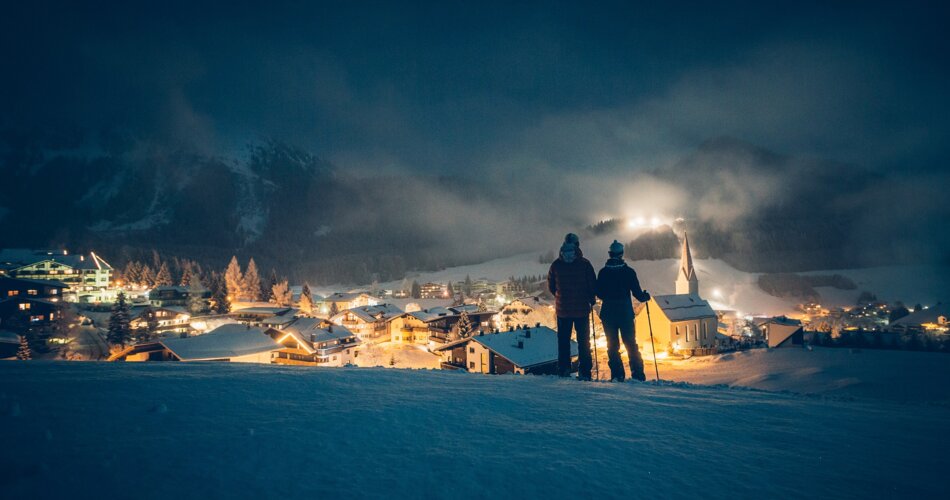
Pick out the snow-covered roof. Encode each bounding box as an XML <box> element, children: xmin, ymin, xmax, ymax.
<box><xmin>508</xmin><ymin>296</ymin><xmax>553</xmax><ymax>309</ymax></box>
<box><xmin>279</xmin><ymin>318</ymin><xmax>358</xmax><ymax>345</ymax></box>
<box><xmin>232</xmin><ymin>306</ymin><xmax>295</xmax><ymax>316</ymax></box>
<box><xmin>890</xmin><ymin>303</ymin><xmax>948</xmax><ymax>327</ymax></box>
<box><xmin>0</xmin><ymin>249</ymin><xmax>112</xmax><ymax>271</ymax></box>
<box><xmin>409</xmin><ymin>307</ymin><xmax>455</xmax><ymax>322</ymax></box>
<box><xmin>646</xmin><ymin>294</ymin><xmax>716</xmax><ymax>322</ymax></box>
<box><xmin>325</xmin><ymin>292</ymin><xmax>370</xmax><ymax>302</ymax></box>
<box><xmin>0</xmin><ymin>330</ymin><xmax>20</xmax><ymax>344</ymax></box>
<box><xmin>437</xmin><ymin>327</ymin><xmax>576</xmax><ymax>369</ymax></box>
<box><xmin>343</xmin><ymin>303</ymin><xmax>404</xmax><ymax>323</ymax></box>
<box><xmin>160</xmin><ymin>325</ymin><xmax>279</xmax><ymax>361</ymax></box>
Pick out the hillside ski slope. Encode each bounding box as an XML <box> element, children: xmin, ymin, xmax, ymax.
<box><xmin>1</xmin><ymin>363</ymin><xmax>947</xmax><ymax>499</ymax></box>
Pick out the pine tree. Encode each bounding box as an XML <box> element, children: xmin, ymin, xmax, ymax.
<box><xmin>456</xmin><ymin>310</ymin><xmax>474</xmax><ymax>338</ymax></box>
<box><xmin>154</xmin><ymin>262</ymin><xmax>173</xmax><ymax>287</ymax></box>
<box><xmin>243</xmin><ymin>258</ymin><xmax>262</xmax><ymax>302</ymax></box>
<box><xmin>179</xmin><ymin>262</ymin><xmax>194</xmax><ymax>287</ymax></box>
<box><xmin>210</xmin><ymin>272</ymin><xmax>231</xmax><ymax>314</ymax></box>
<box><xmin>107</xmin><ymin>291</ymin><xmax>132</xmax><ymax>347</ymax></box>
<box><xmin>463</xmin><ymin>275</ymin><xmax>473</xmax><ymax>296</ymax></box>
<box><xmin>140</xmin><ymin>264</ymin><xmax>156</xmax><ymax>288</ymax></box>
<box><xmin>329</xmin><ymin>301</ymin><xmax>339</xmax><ymax>317</ymax></box>
<box><xmin>410</xmin><ymin>280</ymin><xmax>421</xmax><ymax>299</ymax></box>
<box><xmin>299</xmin><ymin>283</ymin><xmax>314</xmax><ymax>316</ymax></box>
<box><xmin>264</xmin><ymin>269</ymin><xmax>279</xmax><ymax>302</ymax></box>
<box><xmin>224</xmin><ymin>256</ymin><xmax>244</xmax><ymax>301</ymax></box>
<box><xmin>121</xmin><ymin>261</ymin><xmax>137</xmax><ymax>286</ymax></box>
<box><xmin>188</xmin><ymin>278</ymin><xmax>208</xmax><ymax>315</ymax></box>
<box><xmin>16</xmin><ymin>335</ymin><xmax>32</xmax><ymax>360</ymax></box>
<box><xmin>272</xmin><ymin>280</ymin><xmax>292</xmax><ymax>307</ymax></box>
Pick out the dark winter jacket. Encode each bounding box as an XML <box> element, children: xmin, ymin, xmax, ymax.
<box><xmin>547</xmin><ymin>256</ymin><xmax>596</xmax><ymax>318</ymax></box>
<box><xmin>596</xmin><ymin>258</ymin><xmax>650</xmax><ymax>323</ymax></box>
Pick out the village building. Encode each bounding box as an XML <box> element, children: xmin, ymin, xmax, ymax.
<box><xmin>409</xmin><ymin>306</ymin><xmax>496</xmax><ymax>346</ymax></box>
<box><xmin>0</xmin><ymin>249</ymin><xmax>114</xmax><ymax>303</ymax></box>
<box><xmin>434</xmin><ymin>326</ymin><xmax>577</xmax><ymax>375</ymax></box>
<box><xmin>0</xmin><ymin>276</ymin><xmax>68</xmax><ymax>327</ymax></box>
<box><xmin>108</xmin><ymin>324</ymin><xmax>280</xmax><ymax>363</ymax></box>
<box><xmin>230</xmin><ymin>306</ymin><xmax>297</xmax><ymax>326</ymax></box>
<box><xmin>148</xmin><ymin>285</ymin><xmax>211</xmax><ymax>312</ymax></box>
<box><xmin>266</xmin><ymin>318</ymin><xmax>361</xmax><ymax>366</ymax></box>
<box><xmin>329</xmin><ymin>303</ymin><xmax>404</xmax><ymax>343</ymax></box>
<box><xmin>419</xmin><ymin>282</ymin><xmax>447</xmax><ymax>299</ymax></box>
<box><xmin>495</xmin><ymin>295</ymin><xmax>556</xmax><ymax>330</ymax></box>
<box><xmin>388</xmin><ymin>313</ymin><xmax>432</xmax><ymax>344</ymax></box>
<box><xmin>889</xmin><ymin>303</ymin><xmax>949</xmax><ymax>333</ymax></box>
<box><xmin>323</xmin><ymin>292</ymin><xmax>379</xmax><ymax>313</ymax></box>
<box><xmin>128</xmin><ymin>306</ymin><xmax>192</xmax><ymax>336</ymax></box>
<box><xmin>635</xmin><ymin>234</ymin><xmax>718</xmax><ymax>355</ymax></box>
<box><xmin>760</xmin><ymin>316</ymin><xmax>805</xmax><ymax>348</ymax></box>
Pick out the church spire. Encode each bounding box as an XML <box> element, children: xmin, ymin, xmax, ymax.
<box><xmin>676</xmin><ymin>233</ymin><xmax>699</xmax><ymax>295</ymax></box>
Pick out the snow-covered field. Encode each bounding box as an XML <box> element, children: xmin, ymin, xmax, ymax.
<box><xmin>651</xmin><ymin>347</ymin><xmax>950</xmax><ymax>403</ymax></box>
<box><xmin>1</xmin><ymin>361</ymin><xmax>947</xmax><ymax>499</ymax></box>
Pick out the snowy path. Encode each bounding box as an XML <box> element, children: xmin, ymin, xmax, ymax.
<box><xmin>0</xmin><ymin>363</ymin><xmax>946</xmax><ymax>499</ymax></box>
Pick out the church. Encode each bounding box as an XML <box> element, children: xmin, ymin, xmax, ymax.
<box><xmin>634</xmin><ymin>234</ymin><xmax>718</xmax><ymax>356</ymax></box>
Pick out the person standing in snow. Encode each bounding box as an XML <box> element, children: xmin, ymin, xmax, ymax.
<box><xmin>595</xmin><ymin>240</ymin><xmax>651</xmax><ymax>382</ymax></box>
<box><xmin>547</xmin><ymin>233</ymin><xmax>596</xmax><ymax>379</ymax></box>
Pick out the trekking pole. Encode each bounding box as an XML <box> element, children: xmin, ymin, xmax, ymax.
<box><xmin>590</xmin><ymin>309</ymin><xmax>599</xmax><ymax>381</ymax></box>
<box><xmin>644</xmin><ymin>300</ymin><xmax>661</xmax><ymax>384</ymax></box>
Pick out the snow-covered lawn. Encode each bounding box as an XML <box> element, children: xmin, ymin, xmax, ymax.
<box><xmin>1</xmin><ymin>362</ymin><xmax>946</xmax><ymax>498</ymax></box>
<box><xmin>353</xmin><ymin>341</ymin><xmax>442</xmax><ymax>369</ymax></box>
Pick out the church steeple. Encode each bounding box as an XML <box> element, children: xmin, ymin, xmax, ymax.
<box><xmin>676</xmin><ymin>233</ymin><xmax>699</xmax><ymax>296</ymax></box>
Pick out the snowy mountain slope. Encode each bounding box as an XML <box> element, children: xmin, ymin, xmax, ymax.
<box><xmin>374</xmin><ymin>246</ymin><xmax>947</xmax><ymax>316</ymax></box>
<box><xmin>1</xmin><ymin>363</ymin><xmax>946</xmax><ymax>499</ymax></box>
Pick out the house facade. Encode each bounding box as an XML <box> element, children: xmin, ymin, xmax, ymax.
<box><xmin>0</xmin><ymin>277</ymin><xmax>68</xmax><ymax>328</ymax></box>
<box><xmin>329</xmin><ymin>303</ymin><xmax>404</xmax><ymax>343</ymax></box>
<box><xmin>0</xmin><ymin>249</ymin><xmax>114</xmax><ymax>303</ymax></box>
<box><xmin>267</xmin><ymin>318</ymin><xmax>361</xmax><ymax>367</ymax></box>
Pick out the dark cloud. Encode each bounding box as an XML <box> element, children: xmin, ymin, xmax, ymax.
<box><xmin>2</xmin><ymin>1</ymin><xmax>948</xmax><ymax>271</ymax></box>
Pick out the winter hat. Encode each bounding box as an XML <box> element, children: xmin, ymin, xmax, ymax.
<box><xmin>559</xmin><ymin>242</ymin><xmax>577</xmax><ymax>263</ymax></box>
<box><xmin>564</xmin><ymin>233</ymin><xmax>580</xmax><ymax>248</ymax></box>
<box><xmin>608</xmin><ymin>240</ymin><xmax>624</xmax><ymax>257</ymax></box>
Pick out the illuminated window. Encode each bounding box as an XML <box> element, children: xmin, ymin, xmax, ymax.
<box><xmin>49</xmin><ymin>312</ymin><xmax>55</xmax><ymax>321</ymax></box>
<box><xmin>50</xmin><ymin>289</ymin><xmax>58</xmax><ymax>295</ymax></box>
<box><xmin>7</xmin><ymin>290</ymin><xmax>18</xmax><ymax>296</ymax></box>
<box><xmin>30</xmin><ymin>315</ymin><xmax>44</xmax><ymax>322</ymax></box>
<box><xmin>18</xmin><ymin>303</ymin><xmax>30</xmax><ymax>310</ymax></box>
<box><xmin>28</xmin><ymin>289</ymin><xmax>37</xmax><ymax>295</ymax></box>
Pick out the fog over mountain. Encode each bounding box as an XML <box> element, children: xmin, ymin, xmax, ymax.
<box><xmin>2</xmin><ymin>1</ymin><xmax>948</xmax><ymax>282</ymax></box>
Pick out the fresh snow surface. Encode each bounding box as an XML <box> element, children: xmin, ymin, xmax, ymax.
<box><xmin>648</xmin><ymin>347</ymin><xmax>950</xmax><ymax>403</ymax></box>
<box><xmin>1</xmin><ymin>362</ymin><xmax>946</xmax><ymax>499</ymax></box>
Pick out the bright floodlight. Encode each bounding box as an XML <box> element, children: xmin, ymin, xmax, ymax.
<box><xmin>650</xmin><ymin>216</ymin><xmax>661</xmax><ymax>228</ymax></box>
<box><xmin>713</xmin><ymin>288</ymin><xmax>722</xmax><ymax>298</ymax></box>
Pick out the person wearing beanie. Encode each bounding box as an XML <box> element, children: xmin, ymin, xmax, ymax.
<box><xmin>547</xmin><ymin>238</ymin><xmax>596</xmax><ymax>379</ymax></box>
<box><xmin>595</xmin><ymin>240</ymin><xmax>651</xmax><ymax>382</ymax></box>
<box><xmin>564</xmin><ymin>233</ymin><xmax>583</xmax><ymax>258</ymax></box>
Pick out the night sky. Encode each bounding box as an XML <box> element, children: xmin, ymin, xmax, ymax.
<box><xmin>2</xmin><ymin>1</ymin><xmax>949</xmax><ymax>269</ymax></box>
<box><xmin>4</xmin><ymin>1</ymin><xmax>948</xmax><ymax>173</ymax></box>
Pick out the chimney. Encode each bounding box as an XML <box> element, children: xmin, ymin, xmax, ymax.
<box><xmin>328</xmin><ymin>325</ymin><xmax>334</xmax><ymax>333</ymax></box>
<box><xmin>524</xmin><ymin>329</ymin><xmax>531</xmax><ymax>338</ymax></box>
<box><xmin>535</xmin><ymin>322</ymin><xmax>541</xmax><ymax>328</ymax></box>
<box><xmin>517</xmin><ymin>340</ymin><xmax>524</xmax><ymax>349</ymax></box>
